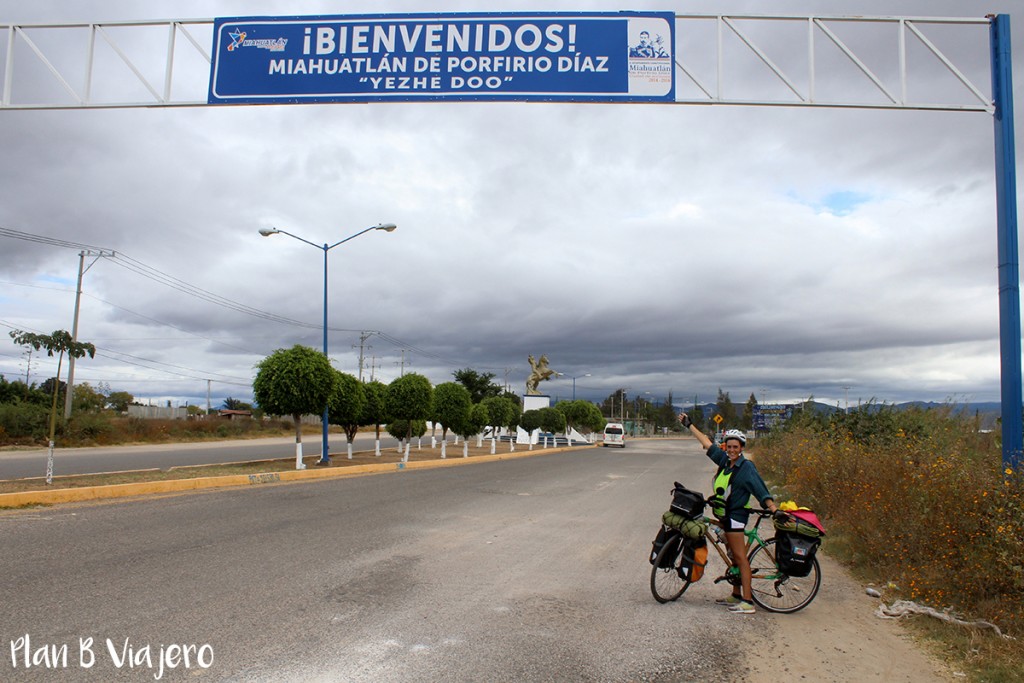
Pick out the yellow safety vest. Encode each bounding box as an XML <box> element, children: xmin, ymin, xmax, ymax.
<box><xmin>712</xmin><ymin>464</ymin><xmax>751</xmax><ymax>518</ymax></box>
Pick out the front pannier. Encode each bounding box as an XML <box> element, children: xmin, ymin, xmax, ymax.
<box><xmin>669</xmin><ymin>482</ymin><xmax>705</xmax><ymax>519</ymax></box>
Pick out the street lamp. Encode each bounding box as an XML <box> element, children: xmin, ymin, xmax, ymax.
<box><xmin>260</xmin><ymin>222</ymin><xmax>397</xmax><ymax>468</ymax></box>
<box><xmin>572</xmin><ymin>373</ymin><xmax>591</xmax><ymax>401</ymax></box>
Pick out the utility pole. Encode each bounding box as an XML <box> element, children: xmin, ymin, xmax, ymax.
<box><xmin>353</xmin><ymin>331</ymin><xmax>373</xmax><ymax>381</ymax></box>
<box><xmin>206</xmin><ymin>379</ymin><xmax>212</xmax><ymax>416</ymax></box>
<box><xmin>64</xmin><ymin>248</ymin><xmax>114</xmax><ymax>420</ymax></box>
<box><xmin>22</xmin><ymin>347</ymin><xmax>34</xmax><ymax>386</ymax></box>
<box><xmin>394</xmin><ymin>350</ymin><xmax>408</xmax><ymax>377</ymax></box>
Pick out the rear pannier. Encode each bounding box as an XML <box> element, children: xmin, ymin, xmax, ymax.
<box><xmin>774</xmin><ymin>532</ymin><xmax>820</xmax><ymax>577</ymax></box>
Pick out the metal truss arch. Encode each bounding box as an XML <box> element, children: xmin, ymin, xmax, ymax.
<box><xmin>0</xmin><ymin>14</ymin><xmax>997</xmax><ymax>112</ymax></box>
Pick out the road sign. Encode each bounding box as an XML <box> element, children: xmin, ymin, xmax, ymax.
<box><xmin>209</xmin><ymin>12</ymin><xmax>676</xmax><ymax>104</ymax></box>
<box><xmin>713</xmin><ymin>414</ymin><xmax>723</xmax><ymax>424</ymax></box>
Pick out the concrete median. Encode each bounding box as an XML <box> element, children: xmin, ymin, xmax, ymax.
<box><xmin>0</xmin><ymin>443</ymin><xmax>590</xmax><ymax>508</ymax></box>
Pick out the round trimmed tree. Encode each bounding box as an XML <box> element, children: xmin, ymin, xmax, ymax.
<box><xmin>432</xmin><ymin>381</ymin><xmax>472</xmax><ymax>457</ymax></box>
<box><xmin>253</xmin><ymin>344</ymin><xmax>336</xmax><ymax>468</ymax></box>
<box><xmin>358</xmin><ymin>380</ymin><xmax>388</xmax><ymax>455</ymax></box>
<box><xmin>327</xmin><ymin>370</ymin><xmax>367</xmax><ymax>458</ymax></box>
<box><xmin>385</xmin><ymin>373</ymin><xmax>433</xmax><ymax>458</ymax></box>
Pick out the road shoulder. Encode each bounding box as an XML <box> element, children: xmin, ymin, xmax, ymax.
<box><xmin>742</xmin><ymin>553</ymin><xmax>958</xmax><ymax>682</ymax></box>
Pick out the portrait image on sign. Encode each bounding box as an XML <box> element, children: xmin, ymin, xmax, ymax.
<box><xmin>626</xmin><ymin>17</ymin><xmax>673</xmax><ymax>97</ymax></box>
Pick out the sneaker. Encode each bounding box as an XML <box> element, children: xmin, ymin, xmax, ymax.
<box><xmin>715</xmin><ymin>595</ymin><xmax>742</xmax><ymax>605</ymax></box>
<box><xmin>727</xmin><ymin>601</ymin><xmax>756</xmax><ymax>614</ymax></box>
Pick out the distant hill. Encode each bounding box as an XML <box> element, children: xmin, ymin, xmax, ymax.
<box><xmin>675</xmin><ymin>399</ymin><xmax>1001</xmax><ymax>430</ymax></box>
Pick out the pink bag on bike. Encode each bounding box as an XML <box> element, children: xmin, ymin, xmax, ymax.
<box><xmin>789</xmin><ymin>509</ymin><xmax>826</xmax><ymax>536</ymax></box>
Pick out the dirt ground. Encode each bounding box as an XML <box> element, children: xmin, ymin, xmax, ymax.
<box><xmin>741</xmin><ymin>552</ymin><xmax>958</xmax><ymax>682</ymax></box>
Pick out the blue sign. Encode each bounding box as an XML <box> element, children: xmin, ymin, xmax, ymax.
<box><xmin>753</xmin><ymin>405</ymin><xmax>794</xmax><ymax>431</ymax></box>
<box><xmin>209</xmin><ymin>12</ymin><xmax>675</xmax><ymax>104</ymax></box>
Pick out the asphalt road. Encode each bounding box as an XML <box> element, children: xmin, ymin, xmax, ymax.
<box><xmin>0</xmin><ymin>433</ymin><xmax>412</xmax><ymax>480</ymax></box>
<box><xmin>0</xmin><ymin>439</ymin><xmax>756</xmax><ymax>683</ymax></box>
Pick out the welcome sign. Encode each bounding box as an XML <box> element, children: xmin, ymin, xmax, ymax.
<box><xmin>208</xmin><ymin>12</ymin><xmax>675</xmax><ymax>104</ymax></box>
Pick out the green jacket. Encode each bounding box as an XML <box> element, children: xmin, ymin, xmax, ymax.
<box><xmin>706</xmin><ymin>445</ymin><xmax>773</xmax><ymax>519</ymax></box>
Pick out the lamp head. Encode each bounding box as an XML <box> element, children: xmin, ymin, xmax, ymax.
<box><xmin>258</xmin><ymin>228</ymin><xmax>280</xmax><ymax>237</ymax></box>
<box><xmin>375</xmin><ymin>223</ymin><xmax>397</xmax><ymax>232</ymax></box>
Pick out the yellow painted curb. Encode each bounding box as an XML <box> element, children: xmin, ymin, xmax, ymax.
<box><xmin>0</xmin><ymin>444</ymin><xmax>593</xmax><ymax>508</ymax></box>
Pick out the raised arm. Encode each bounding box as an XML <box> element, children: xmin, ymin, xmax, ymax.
<box><xmin>678</xmin><ymin>412</ymin><xmax>713</xmax><ymax>450</ymax></box>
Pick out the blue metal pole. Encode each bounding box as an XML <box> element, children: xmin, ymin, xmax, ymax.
<box><xmin>319</xmin><ymin>244</ymin><xmax>331</xmax><ymax>466</ymax></box>
<box><xmin>991</xmin><ymin>14</ymin><xmax>1023</xmax><ymax>472</ymax></box>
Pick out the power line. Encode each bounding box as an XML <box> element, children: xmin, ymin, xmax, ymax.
<box><xmin>0</xmin><ymin>226</ymin><xmax>110</xmax><ymax>252</ymax></box>
<box><xmin>3</xmin><ymin>227</ymin><xmax>506</xmax><ymax>378</ymax></box>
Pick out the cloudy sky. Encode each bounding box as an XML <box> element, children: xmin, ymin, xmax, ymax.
<box><xmin>0</xmin><ymin>0</ymin><xmax>1022</xmax><ymax>413</ymax></box>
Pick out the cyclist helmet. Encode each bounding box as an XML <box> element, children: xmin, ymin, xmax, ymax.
<box><xmin>723</xmin><ymin>429</ymin><xmax>746</xmax><ymax>445</ymax></box>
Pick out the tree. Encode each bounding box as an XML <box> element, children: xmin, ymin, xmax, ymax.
<box><xmin>481</xmin><ymin>395</ymin><xmax>513</xmax><ymax>437</ymax></box>
<box><xmin>520</xmin><ymin>409</ymin><xmax>543</xmax><ymax>434</ymax></box>
<box><xmin>691</xmin><ymin>396</ymin><xmax>706</xmax><ymax>432</ymax></box>
<box><xmin>523</xmin><ymin>407</ymin><xmax>566</xmax><ymax>436</ymax></box>
<box><xmin>385</xmin><ymin>373</ymin><xmax>433</xmax><ymax>459</ymax></box>
<box><xmin>452</xmin><ymin>368</ymin><xmax>502</xmax><ymax>403</ymax></box>
<box><xmin>432</xmin><ymin>382</ymin><xmax>472</xmax><ymax>456</ymax></box>
<box><xmin>106</xmin><ymin>391</ymin><xmax>134</xmax><ymax>413</ymax></box>
<box><xmin>0</xmin><ymin>375</ymin><xmax>44</xmax><ymax>405</ymax></box>
<box><xmin>539</xmin><ymin>406</ymin><xmax>567</xmax><ymax>434</ymax></box>
<box><xmin>455</xmin><ymin>402</ymin><xmax>490</xmax><ymax>456</ymax></box>
<box><xmin>252</xmin><ymin>344</ymin><xmax>337</xmax><ymax>469</ymax></box>
<box><xmin>586</xmin><ymin>402</ymin><xmax>607</xmax><ymax>433</ymax></box>
<box><xmin>9</xmin><ymin>329</ymin><xmax>96</xmax><ymax>483</ymax></box>
<box><xmin>358</xmin><ymin>380</ymin><xmax>388</xmax><ymax>454</ymax></box>
<box><xmin>555</xmin><ymin>399</ymin><xmax>593</xmax><ymax>434</ymax></box>
<box><xmin>742</xmin><ymin>392</ymin><xmax>758</xmax><ymax>431</ymax></box>
<box><xmin>72</xmin><ymin>382</ymin><xmax>106</xmax><ymax>413</ymax></box>
<box><xmin>503</xmin><ymin>396</ymin><xmax>522</xmax><ymax>434</ymax></box>
<box><xmin>657</xmin><ymin>390</ymin><xmax>680</xmax><ymax>432</ymax></box>
<box><xmin>222</xmin><ymin>397</ymin><xmax>248</xmax><ymax>410</ymax></box>
<box><xmin>327</xmin><ymin>371</ymin><xmax>367</xmax><ymax>458</ymax></box>
<box><xmin>600</xmin><ymin>388</ymin><xmax>629</xmax><ymax>420</ymax></box>
<box><xmin>386</xmin><ymin>419</ymin><xmax>427</xmax><ymax>442</ymax></box>
<box><xmin>716</xmin><ymin>388</ymin><xmax>737</xmax><ymax>428</ymax></box>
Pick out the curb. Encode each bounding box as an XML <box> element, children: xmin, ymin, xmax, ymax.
<box><xmin>0</xmin><ymin>444</ymin><xmax>593</xmax><ymax>508</ymax></box>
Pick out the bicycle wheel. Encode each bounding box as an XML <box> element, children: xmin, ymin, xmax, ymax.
<box><xmin>650</xmin><ymin>534</ymin><xmax>692</xmax><ymax>603</ymax></box>
<box><xmin>746</xmin><ymin>539</ymin><xmax>821</xmax><ymax>613</ymax></box>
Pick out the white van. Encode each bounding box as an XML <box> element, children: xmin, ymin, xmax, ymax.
<box><xmin>603</xmin><ymin>423</ymin><xmax>625</xmax><ymax>448</ymax></box>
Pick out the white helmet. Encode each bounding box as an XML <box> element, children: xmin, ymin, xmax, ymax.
<box><xmin>723</xmin><ymin>429</ymin><xmax>746</xmax><ymax>445</ymax></box>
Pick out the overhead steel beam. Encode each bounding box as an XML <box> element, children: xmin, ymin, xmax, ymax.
<box><xmin>0</xmin><ymin>14</ymin><xmax>996</xmax><ymax>111</ymax></box>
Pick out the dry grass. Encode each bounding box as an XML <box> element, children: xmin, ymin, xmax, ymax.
<box><xmin>755</xmin><ymin>406</ymin><xmax>1024</xmax><ymax>682</ymax></box>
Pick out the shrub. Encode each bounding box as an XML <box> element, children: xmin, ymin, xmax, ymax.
<box><xmin>0</xmin><ymin>402</ymin><xmax>50</xmax><ymax>443</ymax></box>
<box><xmin>66</xmin><ymin>412</ymin><xmax>115</xmax><ymax>445</ymax></box>
<box><xmin>757</xmin><ymin>406</ymin><xmax>1024</xmax><ymax>638</ymax></box>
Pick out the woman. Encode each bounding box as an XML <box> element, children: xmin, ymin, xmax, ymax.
<box><xmin>678</xmin><ymin>414</ymin><xmax>781</xmax><ymax>614</ymax></box>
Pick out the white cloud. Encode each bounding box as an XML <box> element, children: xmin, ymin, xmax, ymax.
<box><xmin>1</xmin><ymin>0</ymin><xmax>1021</xmax><ymax>411</ymax></box>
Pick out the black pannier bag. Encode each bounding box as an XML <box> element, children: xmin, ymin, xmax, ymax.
<box><xmin>775</xmin><ymin>531</ymin><xmax>821</xmax><ymax>577</ymax></box>
<box><xmin>669</xmin><ymin>482</ymin><xmax>704</xmax><ymax>519</ymax></box>
<box><xmin>649</xmin><ymin>524</ymin><xmax>681</xmax><ymax>567</ymax></box>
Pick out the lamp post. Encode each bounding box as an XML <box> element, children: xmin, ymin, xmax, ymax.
<box><xmin>572</xmin><ymin>373</ymin><xmax>591</xmax><ymax>401</ymax></box>
<box><xmin>259</xmin><ymin>223</ymin><xmax>396</xmax><ymax>467</ymax></box>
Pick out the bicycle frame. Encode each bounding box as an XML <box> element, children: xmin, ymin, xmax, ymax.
<box><xmin>704</xmin><ymin>513</ymin><xmax>779</xmax><ymax>584</ymax></box>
